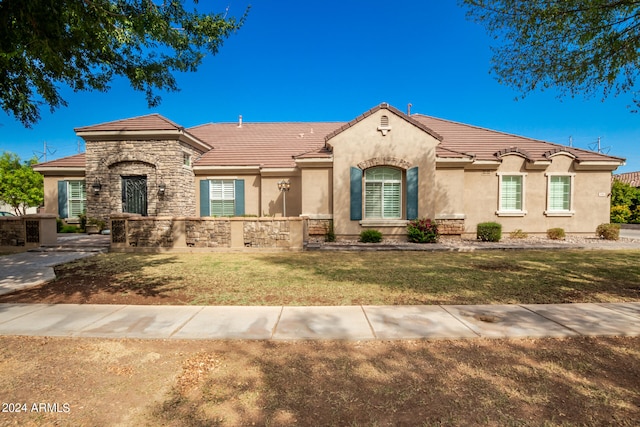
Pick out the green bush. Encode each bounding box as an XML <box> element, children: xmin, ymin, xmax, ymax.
<box><xmin>631</xmin><ymin>206</ymin><xmax>640</xmax><ymax>224</ymax></box>
<box><xmin>596</xmin><ymin>223</ymin><xmax>620</xmax><ymax>240</ymax></box>
<box><xmin>325</xmin><ymin>221</ymin><xmax>336</xmax><ymax>242</ymax></box>
<box><xmin>610</xmin><ymin>205</ymin><xmax>632</xmax><ymax>223</ymax></box>
<box><xmin>56</xmin><ymin>218</ymin><xmax>63</xmax><ymax>233</ymax></box>
<box><xmin>509</xmin><ymin>229</ymin><xmax>528</xmax><ymax>239</ymax></box>
<box><xmin>477</xmin><ymin>222</ymin><xmax>502</xmax><ymax>242</ymax></box>
<box><xmin>546</xmin><ymin>228</ymin><xmax>565</xmax><ymax>240</ymax></box>
<box><xmin>407</xmin><ymin>218</ymin><xmax>439</xmax><ymax>243</ymax></box>
<box><xmin>359</xmin><ymin>229</ymin><xmax>383</xmax><ymax>243</ymax></box>
<box><xmin>59</xmin><ymin>224</ymin><xmax>81</xmax><ymax>233</ymax></box>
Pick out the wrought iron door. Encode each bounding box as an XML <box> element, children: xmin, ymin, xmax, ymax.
<box><xmin>122</xmin><ymin>176</ymin><xmax>148</xmax><ymax>215</ymax></box>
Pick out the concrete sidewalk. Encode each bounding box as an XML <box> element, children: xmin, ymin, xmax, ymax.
<box><xmin>1</xmin><ymin>302</ymin><xmax>639</xmax><ymax>340</ymax></box>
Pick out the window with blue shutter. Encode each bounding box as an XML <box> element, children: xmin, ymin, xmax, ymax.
<box><xmin>350</xmin><ymin>167</ymin><xmax>363</xmax><ymax>220</ymax></box>
<box><xmin>200</xmin><ymin>179</ymin><xmax>245</xmax><ymax>217</ymax></box>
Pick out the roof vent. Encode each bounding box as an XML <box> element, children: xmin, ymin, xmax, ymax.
<box><xmin>378</xmin><ymin>115</ymin><xmax>391</xmax><ymax>136</ymax></box>
<box><xmin>238</xmin><ymin>115</ymin><xmax>242</xmax><ymax>128</ymax></box>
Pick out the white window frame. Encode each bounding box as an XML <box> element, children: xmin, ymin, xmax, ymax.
<box><xmin>67</xmin><ymin>180</ymin><xmax>87</xmax><ymax>219</ymax></box>
<box><xmin>183</xmin><ymin>152</ymin><xmax>191</xmax><ymax>167</ymax></box>
<box><xmin>545</xmin><ymin>173</ymin><xmax>575</xmax><ymax>217</ymax></box>
<box><xmin>496</xmin><ymin>173</ymin><xmax>527</xmax><ymax>216</ymax></box>
<box><xmin>364</xmin><ymin>167</ymin><xmax>402</xmax><ymax>219</ymax></box>
<box><xmin>210</xmin><ymin>179</ymin><xmax>235</xmax><ymax>217</ymax></box>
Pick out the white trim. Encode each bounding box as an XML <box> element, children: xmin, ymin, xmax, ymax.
<box><xmin>301</xmin><ymin>214</ymin><xmax>333</xmax><ymax>219</ymax></box>
<box><xmin>435</xmin><ymin>213</ymin><xmax>466</xmax><ymax>220</ymax></box>
<box><xmin>295</xmin><ymin>158</ymin><xmax>333</xmax><ymax>168</ymax></box>
<box><xmin>359</xmin><ymin>219</ymin><xmax>408</xmax><ymax>227</ymax></box>
<box><xmin>260</xmin><ymin>168</ymin><xmax>299</xmax><ymax>177</ymax></box>
<box><xmin>193</xmin><ymin>165</ymin><xmax>261</xmax><ymax>174</ymax></box>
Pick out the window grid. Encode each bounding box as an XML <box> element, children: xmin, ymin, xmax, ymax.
<box><xmin>500</xmin><ymin>175</ymin><xmax>523</xmax><ymax>211</ymax></box>
<box><xmin>549</xmin><ymin>176</ymin><xmax>571</xmax><ymax>211</ymax></box>
<box><xmin>68</xmin><ymin>181</ymin><xmax>86</xmax><ymax>218</ymax></box>
<box><xmin>364</xmin><ymin>167</ymin><xmax>401</xmax><ymax>219</ymax></box>
<box><xmin>210</xmin><ymin>180</ymin><xmax>235</xmax><ymax>217</ymax></box>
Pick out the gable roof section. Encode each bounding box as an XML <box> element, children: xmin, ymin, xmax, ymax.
<box><xmin>190</xmin><ymin>122</ymin><xmax>341</xmax><ymax>168</ymax></box>
<box><xmin>75</xmin><ymin>113</ymin><xmax>211</xmax><ymax>152</ymax></box>
<box><xmin>412</xmin><ymin>114</ymin><xmax>625</xmax><ymax>165</ymax></box>
<box><xmin>74</xmin><ymin>113</ymin><xmax>183</xmax><ymax>132</ymax></box>
<box><xmin>614</xmin><ymin>171</ymin><xmax>640</xmax><ymax>187</ymax></box>
<box><xmin>32</xmin><ymin>153</ymin><xmax>85</xmax><ymax>172</ymax></box>
<box><xmin>324</xmin><ymin>103</ymin><xmax>443</xmax><ymax>143</ymax></box>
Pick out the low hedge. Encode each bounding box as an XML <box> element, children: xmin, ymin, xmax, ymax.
<box><xmin>477</xmin><ymin>222</ymin><xmax>502</xmax><ymax>242</ymax></box>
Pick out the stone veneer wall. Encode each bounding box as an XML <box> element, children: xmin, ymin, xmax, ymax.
<box><xmin>110</xmin><ymin>215</ymin><xmax>304</xmax><ymax>251</ymax></box>
<box><xmin>85</xmin><ymin>139</ymin><xmax>203</xmax><ymax>222</ymax></box>
<box><xmin>434</xmin><ymin>218</ymin><xmax>465</xmax><ymax>235</ymax></box>
<box><xmin>306</xmin><ymin>218</ymin><xmax>332</xmax><ymax>243</ymax></box>
<box><xmin>0</xmin><ymin>217</ymin><xmax>24</xmax><ymax>246</ymax></box>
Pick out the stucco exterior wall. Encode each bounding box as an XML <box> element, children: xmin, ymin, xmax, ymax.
<box><xmin>462</xmin><ymin>154</ymin><xmax>613</xmax><ymax>236</ymax></box>
<box><xmin>42</xmin><ymin>174</ymin><xmax>85</xmax><ymax>217</ymax></box>
<box><xmin>195</xmin><ymin>174</ymin><xmax>261</xmax><ymax>216</ymax></box>
<box><xmin>300</xmin><ymin>167</ymin><xmax>333</xmax><ymax>216</ymax></box>
<box><xmin>434</xmin><ymin>167</ymin><xmax>465</xmax><ymax>218</ymax></box>
<box><xmin>330</xmin><ymin>109</ymin><xmax>440</xmax><ymax>238</ymax></box>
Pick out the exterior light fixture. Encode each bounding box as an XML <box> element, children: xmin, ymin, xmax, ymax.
<box><xmin>91</xmin><ymin>179</ymin><xmax>102</xmax><ymax>195</ymax></box>
<box><xmin>158</xmin><ymin>182</ymin><xmax>166</xmax><ymax>196</ymax></box>
<box><xmin>277</xmin><ymin>179</ymin><xmax>291</xmax><ymax>217</ymax></box>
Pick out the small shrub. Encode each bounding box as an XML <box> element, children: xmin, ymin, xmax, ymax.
<box><xmin>546</xmin><ymin>228</ymin><xmax>566</xmax><ymax>240</ymax></box>
<box><xmin>477</xmin><ymin>222</ymin><xmax>502</xmax><ymax>242</ymax></box>
<box><xmin>596</xmin><ymin>223</ymin><xmax>620</xmax><ymax>240</ymax></box>
<box><xmin>359</xmin><ymin>229</ymin><xmax>383</xmax><ymax>243</ymax></box>
<box><xmin>325</xmin><ymin>222</ymin><xmax>336</xmax><ymax>242</ymax></box>
<box><xmin>56</xmin><ymin>218</ymin><xmax>63</xmax><ymax>233</ymax></box>
<box><xmin>78</xmin><ymin>213</ymin><xmax>87</xmax><ymax>232</ymax></box>
<box><xmin>509</xmin><ymin>229</ymin><xmax>528</xmax><ymax>239</ymax></box>
<box><xmin>631</xmin><ymin>206</ymin><xmax>640</xmax><ymax>224</ymax></box>
<box><xmin>59</xmin><ymin>224</ymin><xmax>81</xmax><ymax>233</ymax></box>
<box><xmin>610</xmin><ymin>205</ymin><xmax>631</xmax><ymax>223</ymax></box>
<box><xmin>407</xmin><ymin>218</ymin><xmax>439</xmax><ymax>243</ymax></box>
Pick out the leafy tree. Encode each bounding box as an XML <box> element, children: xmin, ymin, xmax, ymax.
<box><xmin>0</xmin><ymin>0</ymin><xmax>248</xmax><ymax>127</ymax></box>
<box><xmin>610</xmin><ymin>179</ymin><xmax>640</xmax><ymax>223</ymax></box>
<box><xmin>460</xmin><ymin>1</ymin><xmax>640</xmax><ymax>110</ymax></box>
<box><xmin>0</xmin><ymin>152</ymin><xmax>44</xmax><ymax>215</ymax></box>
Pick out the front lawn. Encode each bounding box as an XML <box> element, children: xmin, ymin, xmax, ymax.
<box><xmin>1</xmin><ymin>249</ymin><xmax>639</xmax><ymax>305</ymax></box>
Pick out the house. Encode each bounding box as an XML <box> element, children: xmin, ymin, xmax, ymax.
<box><xmin>34</xmin><ymin>103</ymin><xmax>624</xmax><ymax>243</ymax></box>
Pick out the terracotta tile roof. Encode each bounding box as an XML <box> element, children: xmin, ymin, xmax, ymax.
<box><xmin>33</xmin><ymin>153</ymin><xmax>85</xmax><ymax>169</ymax></box>
<box><xmin>614</xmin><ymin>171</ymin><xmax>640</xmax><ymax>187</ymax></box>
<box><xmin>412</xmin><ymin>114</ymin><xmax>625</xmax><ymax>163</ymax></box>
<box><xmin>190</xmin><ymin>122</ymin><xmax>342</xmax><ymax>168</ymax></box>
<box><xmin>74</xmin><ymin>113</ymin><xmax>184</xmax><ymax>132</ymax></box>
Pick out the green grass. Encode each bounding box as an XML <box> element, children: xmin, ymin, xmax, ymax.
<box><xmin>55</xmin><ymin>249</ymin><xmax>640</xmax><ymax>305</ymax></box>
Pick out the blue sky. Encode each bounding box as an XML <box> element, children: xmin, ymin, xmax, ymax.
<box><xmin>1</xmin><ymin>1</ymin><xmax>638</xmax><ymax>172</ymax></box>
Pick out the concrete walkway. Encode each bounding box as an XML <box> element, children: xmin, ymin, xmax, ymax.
<box><xmin>0</xmin><ymin>302</ymin><xmax>639</xmax><ymax>340</ymax></box>
<box><xmin>0</xmin><ymin>233</ymin><xmax>639</xmax><ymax>341</ymax></box>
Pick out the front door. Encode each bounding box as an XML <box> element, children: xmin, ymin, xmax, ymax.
<box><xmin>122</xmin><ymin>176</ymin><xmax>148</xmax><ymax>216</ymax></box>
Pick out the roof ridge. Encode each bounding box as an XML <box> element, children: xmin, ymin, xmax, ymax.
<box><xmin>412</xmin><ymin>114</ymin><xmax>625</xmax><ymax>162</ymax></box>
<box><xmin>74</xmin><ymin>113</ymin><xmax>184</xmax><ymax>132</ymax></box>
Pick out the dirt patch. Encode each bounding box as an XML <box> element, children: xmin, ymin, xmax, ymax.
<box><xmin>0</xmin><ymin>336</ymin><xmax>638</xmax><ymax>426</ymax></box>
<box><xmin>0</xmin><ymin>264</ymin><xmax>192</xmax><ymax>305</ymax></box>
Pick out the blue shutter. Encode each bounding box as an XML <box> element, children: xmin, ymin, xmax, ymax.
<box><xmin>57</xmin><ymin>181</ymin><xmax>68</xmax><ymax>218</ymax></box>
<box><xmin>350</xmin><ymin>167</ymin><xmax>362</xmax><ymax>221</ymax></box>
<box><xmin>406</xmin><ymin>167</ymin><xmax>419</xmax><ymax>220</ymax></box>
<box><xmin>199</xmin><ymin>180</ymin><xmax>210</xmax><ymax>216</ymax></box>
<box><xmin>234</xmin><ymin>179</ymin><xmax>245</xmax><ymax>216</ymax></box>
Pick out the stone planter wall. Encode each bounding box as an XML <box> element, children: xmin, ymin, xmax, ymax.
<box><xmin>110</xmin><ymin>215</ymin><xmax>305</xmax><ymax>252</ymax></box>
<box><xmin>0</xmin><ymin>214</ymin><xmax>57</xmax><ymax>248</ymax></box>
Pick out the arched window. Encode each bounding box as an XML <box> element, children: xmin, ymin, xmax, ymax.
<box><xmin>365</xmin><ymin>167</ymin><xmax>401</xmax><ymax>218</ymax></box>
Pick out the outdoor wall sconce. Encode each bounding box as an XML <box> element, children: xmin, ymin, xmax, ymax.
<box><xmin>158</xmin><ymin>182</ymin><xmax>166</xmax><ymax>196</ymax></box>
<box><xmin>277</xmin><ymin>179</ymin><xmax>290</xmax><ymax>217</ymax></box>
<box><xmin>91</xmin><ymin>179</ymin><xmax>102</xmax><ymax>195</ymax></box>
